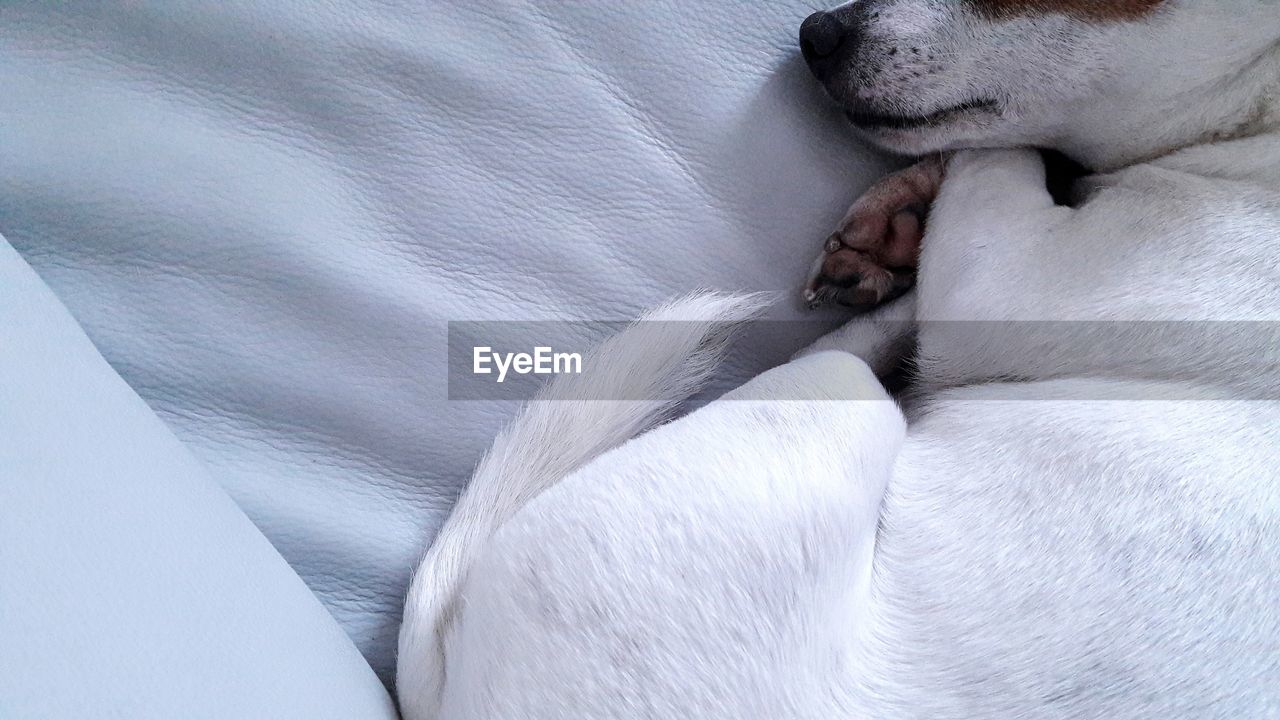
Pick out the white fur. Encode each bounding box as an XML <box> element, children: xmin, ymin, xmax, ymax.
<box><xmin>400</xmin><ymin>2</ymin><xmax>1280</xmax><ymax>717</ymax></box>
<box><xmin>833</xmin><ymin>0</ymin><xmax>1280</xmax><ymax>170</ymax></box>
<box><xmin>396</xmin><ymin>291</ymin><xmax>772</xmax><ymax>719</ymax></box>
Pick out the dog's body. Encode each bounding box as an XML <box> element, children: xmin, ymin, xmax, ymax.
<box><xmin>399</xmin><ymin>2</ymin><xmax>1280</xmax><ymax>718</ymax></box>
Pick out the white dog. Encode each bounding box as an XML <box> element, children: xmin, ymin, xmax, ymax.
<box><xmin>399</xmin><ymin>1</ymin><xmax>1280</xmax><ymax>718</ymax></box>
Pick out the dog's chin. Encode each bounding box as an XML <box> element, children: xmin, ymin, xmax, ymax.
<box><xmin>841</xmin><ymin>99</ymin><xmax>1002</xmax><ymax>156</ymax></box>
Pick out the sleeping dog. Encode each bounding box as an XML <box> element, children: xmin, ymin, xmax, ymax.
<box><xmin>399</xmin><ymin>1</ymin><xmax>1280</xmax><ymax>717</ymax></box>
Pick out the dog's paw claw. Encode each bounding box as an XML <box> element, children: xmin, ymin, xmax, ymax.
<box><xmin>802</xmin><ymin>287</ymin><xmax>821</xmax><ymax>309</ymax></box>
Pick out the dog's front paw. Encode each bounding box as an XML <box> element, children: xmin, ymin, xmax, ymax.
<box><xmin>802</xmin><ymin>220</ymin><xmax>920</xmax><ymax>311</ymax></box>
<box><xmin>803</xmin><ymin>154</ymin><xmax>946</xmax><ymax>310</ymax></box>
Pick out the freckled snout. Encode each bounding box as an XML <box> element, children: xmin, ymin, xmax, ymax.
<box><xmin>799</xmin><ymin>10</ymin><xmax>861</xmax><ymax>82</ymax></box>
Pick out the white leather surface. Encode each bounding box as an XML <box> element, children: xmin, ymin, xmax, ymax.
<box><xmin>0</xmin><ymin>0</ymin><xmax>891</xmax><ymax>684</ymax></box>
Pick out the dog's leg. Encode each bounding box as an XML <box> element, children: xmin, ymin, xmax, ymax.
<box><xmin>436</xmin><ymin>350</ymin><xmax>905</xmax><ymax>718</ymax></box>
<box><xmin>919</xmin><ymin>148</ymin><xmax>1070</xmax><ymax>320</ymax></box>
<box><xmin>932</xmin><ymin>148</ymin><xmax>1062</xmax><ymax>237</ymax></box>
<box><xmin>804</xmin><ymin>154</ymin><xmax>946</xmax><ymax>310</ymax></box>
<box><xmin>795</xmin><ymin>292</ymin><xmax>918</xmax><ymax>379</ymax></box>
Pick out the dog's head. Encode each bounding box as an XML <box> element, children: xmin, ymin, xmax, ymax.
<box><xmin>801</xmin><ymin>0</ymin><xmax>1280</xmax><ymax>164</ymax></box>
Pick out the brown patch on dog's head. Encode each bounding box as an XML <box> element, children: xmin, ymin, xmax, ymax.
<box><xmin>965</xmin><ymin>0</ymin><xmax>1166</xmax><ymax>21</ymax></box>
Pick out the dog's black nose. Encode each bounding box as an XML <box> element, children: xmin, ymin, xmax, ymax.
<box><xmin>799</xmin><ymin>11</ymin><xmax>853</xmax><ymax>80</ymax></box>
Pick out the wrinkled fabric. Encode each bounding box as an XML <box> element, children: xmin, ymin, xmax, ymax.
<box><xmin>0</xmin><ymin>0</ymin><xmax>891</xmax><ymax>684</ymax></box>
